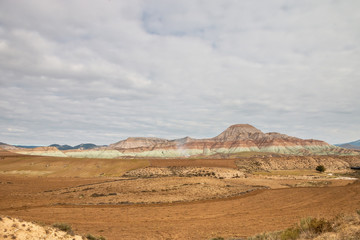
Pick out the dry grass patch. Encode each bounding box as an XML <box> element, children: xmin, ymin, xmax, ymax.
<box><xmin>248</xmin><ymin>211</ymin><xmax>360</xmax><ymax>240</ymax></box>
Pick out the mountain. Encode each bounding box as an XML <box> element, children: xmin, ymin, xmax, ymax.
<box><xmin>104</xmin><ymin>124</ymin><xmax>355</xmax><ymax>157</ymax></box>
<box><xmin>49</xmin><ymin>144</ymin><xmax>73</xmax><ymax>150</ymax></box>
<box><xmin>0</xmin><ymin>142</ymin><xmax>10</xmax><ymax>147</ymax></box>
<box><xmin>213</xmin><ymin>124</ymin><xmax>263</xmax><ymax>141</ymax></box>
<box><xmin>0</xmin><ymin>142</ymin><xmax>19</xmax><ymax>150</ymax></box>
<box><xmin>109</xmin><ymin>137</ymin><xmax>168</xmax><ymax>149</ymax></box>
<box><xmin>6</xmin><ymin>124</ymin><xmax>358</xmax><ymax>158</ymax></box>
<box><xmin>75</xmin><ymin>143</ymin><xmax>101</xmax><ymax>149</ymax></box>
<box><xmin>335</xmin><ymin>140</ymin><xmax>360</xmax><ymax>150</ymax></box>
<box><xmin>50</xmin><ymin>143</ymin><xmax>101</xmax><ymax>150</ymax></box>
<box><xmin>15</xmin><ymin>145</ymin><xmax>42</xmax><ymax>149</ymax></box>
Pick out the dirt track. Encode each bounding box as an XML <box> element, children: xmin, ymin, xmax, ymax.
<box><xmin>1</xmin><ymin>176</ymin><xmax>359</xmax><ymax>240</ymax></box>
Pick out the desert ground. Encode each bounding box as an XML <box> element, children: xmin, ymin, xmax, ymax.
<box><xmin>0</xmin><ymin>150</ymin><xmax>359</xmax><ymax>239</ymax></box>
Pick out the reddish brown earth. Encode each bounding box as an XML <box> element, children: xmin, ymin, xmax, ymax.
<box><xmin>1</xmin><ymin>174</ymin><xmax>359</xmax><ymax>240</ymax></box>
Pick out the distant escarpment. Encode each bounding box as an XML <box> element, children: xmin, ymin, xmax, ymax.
<box><xmin>4</xmin><ymin>124</ymin><xmax>357</xmax><ymax>158</ymax></box>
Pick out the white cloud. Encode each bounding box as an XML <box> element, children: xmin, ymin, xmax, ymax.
<box><xmin>7</xmin><ymin>128</ymin><xmax>25</xmax><ymax>133</ymax></box>
<box><xmin>0</xmin><ymin>0</ymin><xmax>359</xmax><ymax>145</ymax></box>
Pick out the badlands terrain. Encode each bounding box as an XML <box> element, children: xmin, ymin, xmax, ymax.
<box><xmin>4</xmin><ymin>124</ymin><xmax>357</xmax><ymax>158</ymax></box>
<box><xmin>0</xmin><ymin>124</ymin><xmax>360</xmax><ymax>239</ymax></box>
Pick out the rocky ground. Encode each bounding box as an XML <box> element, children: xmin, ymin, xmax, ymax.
<box><xmin>0</xmin><ymin>216</ymin><xmax>84</xmax><ymax>240</ymax></box>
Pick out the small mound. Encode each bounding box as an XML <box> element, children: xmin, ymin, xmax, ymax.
<box><xmin>0</xmin><ymin>216</ymin><xmax>83</xmax><ymax>240</ymax></box>
<box><xmin>124</xmin><ymin>166</ymin><xmax>245</xmax><ymax>179</ymax></box>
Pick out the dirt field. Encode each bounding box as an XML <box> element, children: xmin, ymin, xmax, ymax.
<box><xmin>1</xmin><ymin>150</ymin><xmax>359</xmax><ymax>239</ymax></box>
<box><xmin>0</xmin><ymin>174</ymin><xmax>359</xmax><ymax>240</ymax></box>
<box><xmin>0</xmin><ymin>150</ymin><xmax>149</xmax><ymax>177</ymax></box>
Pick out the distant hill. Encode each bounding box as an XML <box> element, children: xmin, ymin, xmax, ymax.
<box><xmin>49</xmin><ymin>143</ymin><xmax>101</xmax><ymax>150</ymax></box>
<box><xmin>15</xmin><ymin>145</ymin><xmax>42</xmax><ymax>149</ymax></box>
<box><xmin>0</xmin><ymin>142</ymin><xmax>18</xmax><ymax>150</ymax></box>
<box><xmin>49</xmin><ymin>144</ymin><xmax>73</xmax><ymax>150</ymax></box>
<box><xmin>335</xmin><ymin>140</ymin><xmax>360</xmax><ymax>150</ymax></box>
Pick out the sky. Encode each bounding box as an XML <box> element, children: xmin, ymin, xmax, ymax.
<box><xmin>0</xmin><ymin>0</ymin><xmax>359</xmax><ymax>146</ymax></box>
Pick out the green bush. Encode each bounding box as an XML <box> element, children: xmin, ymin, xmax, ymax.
<box><xmin>316</xmin><ymin>165</ymin><xmax>326</xmax><ymax>173</ymax></box>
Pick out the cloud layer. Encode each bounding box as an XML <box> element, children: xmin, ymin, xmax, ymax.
<box><xmin>0</xmin><ymin>0</ymin><xmax>359</xmax><ymax>145</ymax></box>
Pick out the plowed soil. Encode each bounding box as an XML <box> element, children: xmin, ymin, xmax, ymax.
<box><xmin>1</xmin><ymin>150</ymin><xmax>359</xmax><ymax>239</ymax></box>
<box><xmin>1</xmin><ymin>175</ymin><xmax>359</xmax><ymax>240</ymax></box>
<box><xmin>0</xmin><ymin>151</ymin><xmax>149</xmax><ymax>177</ymax></box>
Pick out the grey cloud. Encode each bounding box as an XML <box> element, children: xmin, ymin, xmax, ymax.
<box><xmin>0</xmin><ymin>0</ymin><xmax>359</xmax><ymax>145</ymax></box>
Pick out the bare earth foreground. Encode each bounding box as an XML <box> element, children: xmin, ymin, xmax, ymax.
<box><xmin>0</xmin><ymin>150</ymin><xmax>359</xmax><ymax>239</ymax></box>
<box><xmin>0</xmin><ymin>175</ymin><xmax>359</xmax><ymax>240</ymax></box>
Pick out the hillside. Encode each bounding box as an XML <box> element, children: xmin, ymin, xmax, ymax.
<box><xmin>3</xmin><ymin>124</ymin><xmax>358</xmax><ymax>158</ymax></box>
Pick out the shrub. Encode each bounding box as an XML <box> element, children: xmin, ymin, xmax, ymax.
<box><xmin>280</xmin><ymin>227</ymin><xmax>300</xmax><ymax>240</ymax></box>
<box><xmin>307</xmin><ymin>218</ymin><xmax>332</xmax><ymax>234</ymax></box>
<box><xmin>298</xmin><ymin>217</ymin><xmax>333</xmax><ymax>236</ymax></box>
<box><xmin>52</xmin><ymin>223</ymin><xmax>74</xmax><ymax>235</ymax></box>
<box><xmin>86</xmin><ymin>234</ymin><xmax>97</xmax><ymax>240</ymax></box>
<box><xmin>86</xmin><ymin>234</ymin><xmax>106</xmax><ymax>240</ymax></box>
<box><xmin>316</xmin><ymin>165</ymin><xmax>326</xmax><ymax>173</ymax></box>
<box><xmin>90</xmin><ymin>193</ymin><xmax>106</xmax><ymax>197</ymax></box>
<box><xmin>248</xmin><ymin>212</ymin><xmax>360</xmax><ymax>240</ymax></box>
<box><xmin>247</xmin><ymin>232</ymin><xmax>278</xmax><ymax>239</ymax></box>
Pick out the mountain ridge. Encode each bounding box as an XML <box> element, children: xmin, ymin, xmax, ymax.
<box><xmin>49</xmin><ymin>143</ymin><xmax>101</xmax><ymax>150</ymax></box>
<box><xmin>2</xmin><ymin>124</ymin><xmax>358</xmax><ymax>158</ymax></box>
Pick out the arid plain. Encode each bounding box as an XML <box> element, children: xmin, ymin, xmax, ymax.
<box><xmin>1</xmin><ymin>147</ymin><xmax>360</xmax><ymax>240</ymax></box>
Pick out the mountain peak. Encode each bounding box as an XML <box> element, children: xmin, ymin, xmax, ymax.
<box><xmin>228</xmin><ymin>124</ymin><xmax>261</xmax><ymax>131</ymax></box>
<box><xmin>214</xmin><ymin>124</ymin><xmax>263</xmax><ymax>141</ymax></box>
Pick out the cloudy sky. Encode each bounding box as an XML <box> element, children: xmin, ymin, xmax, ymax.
<box><xmin>0</xmin><ymin>0</ymin><xmax>359</xmax><ymax>146</ymax></box>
